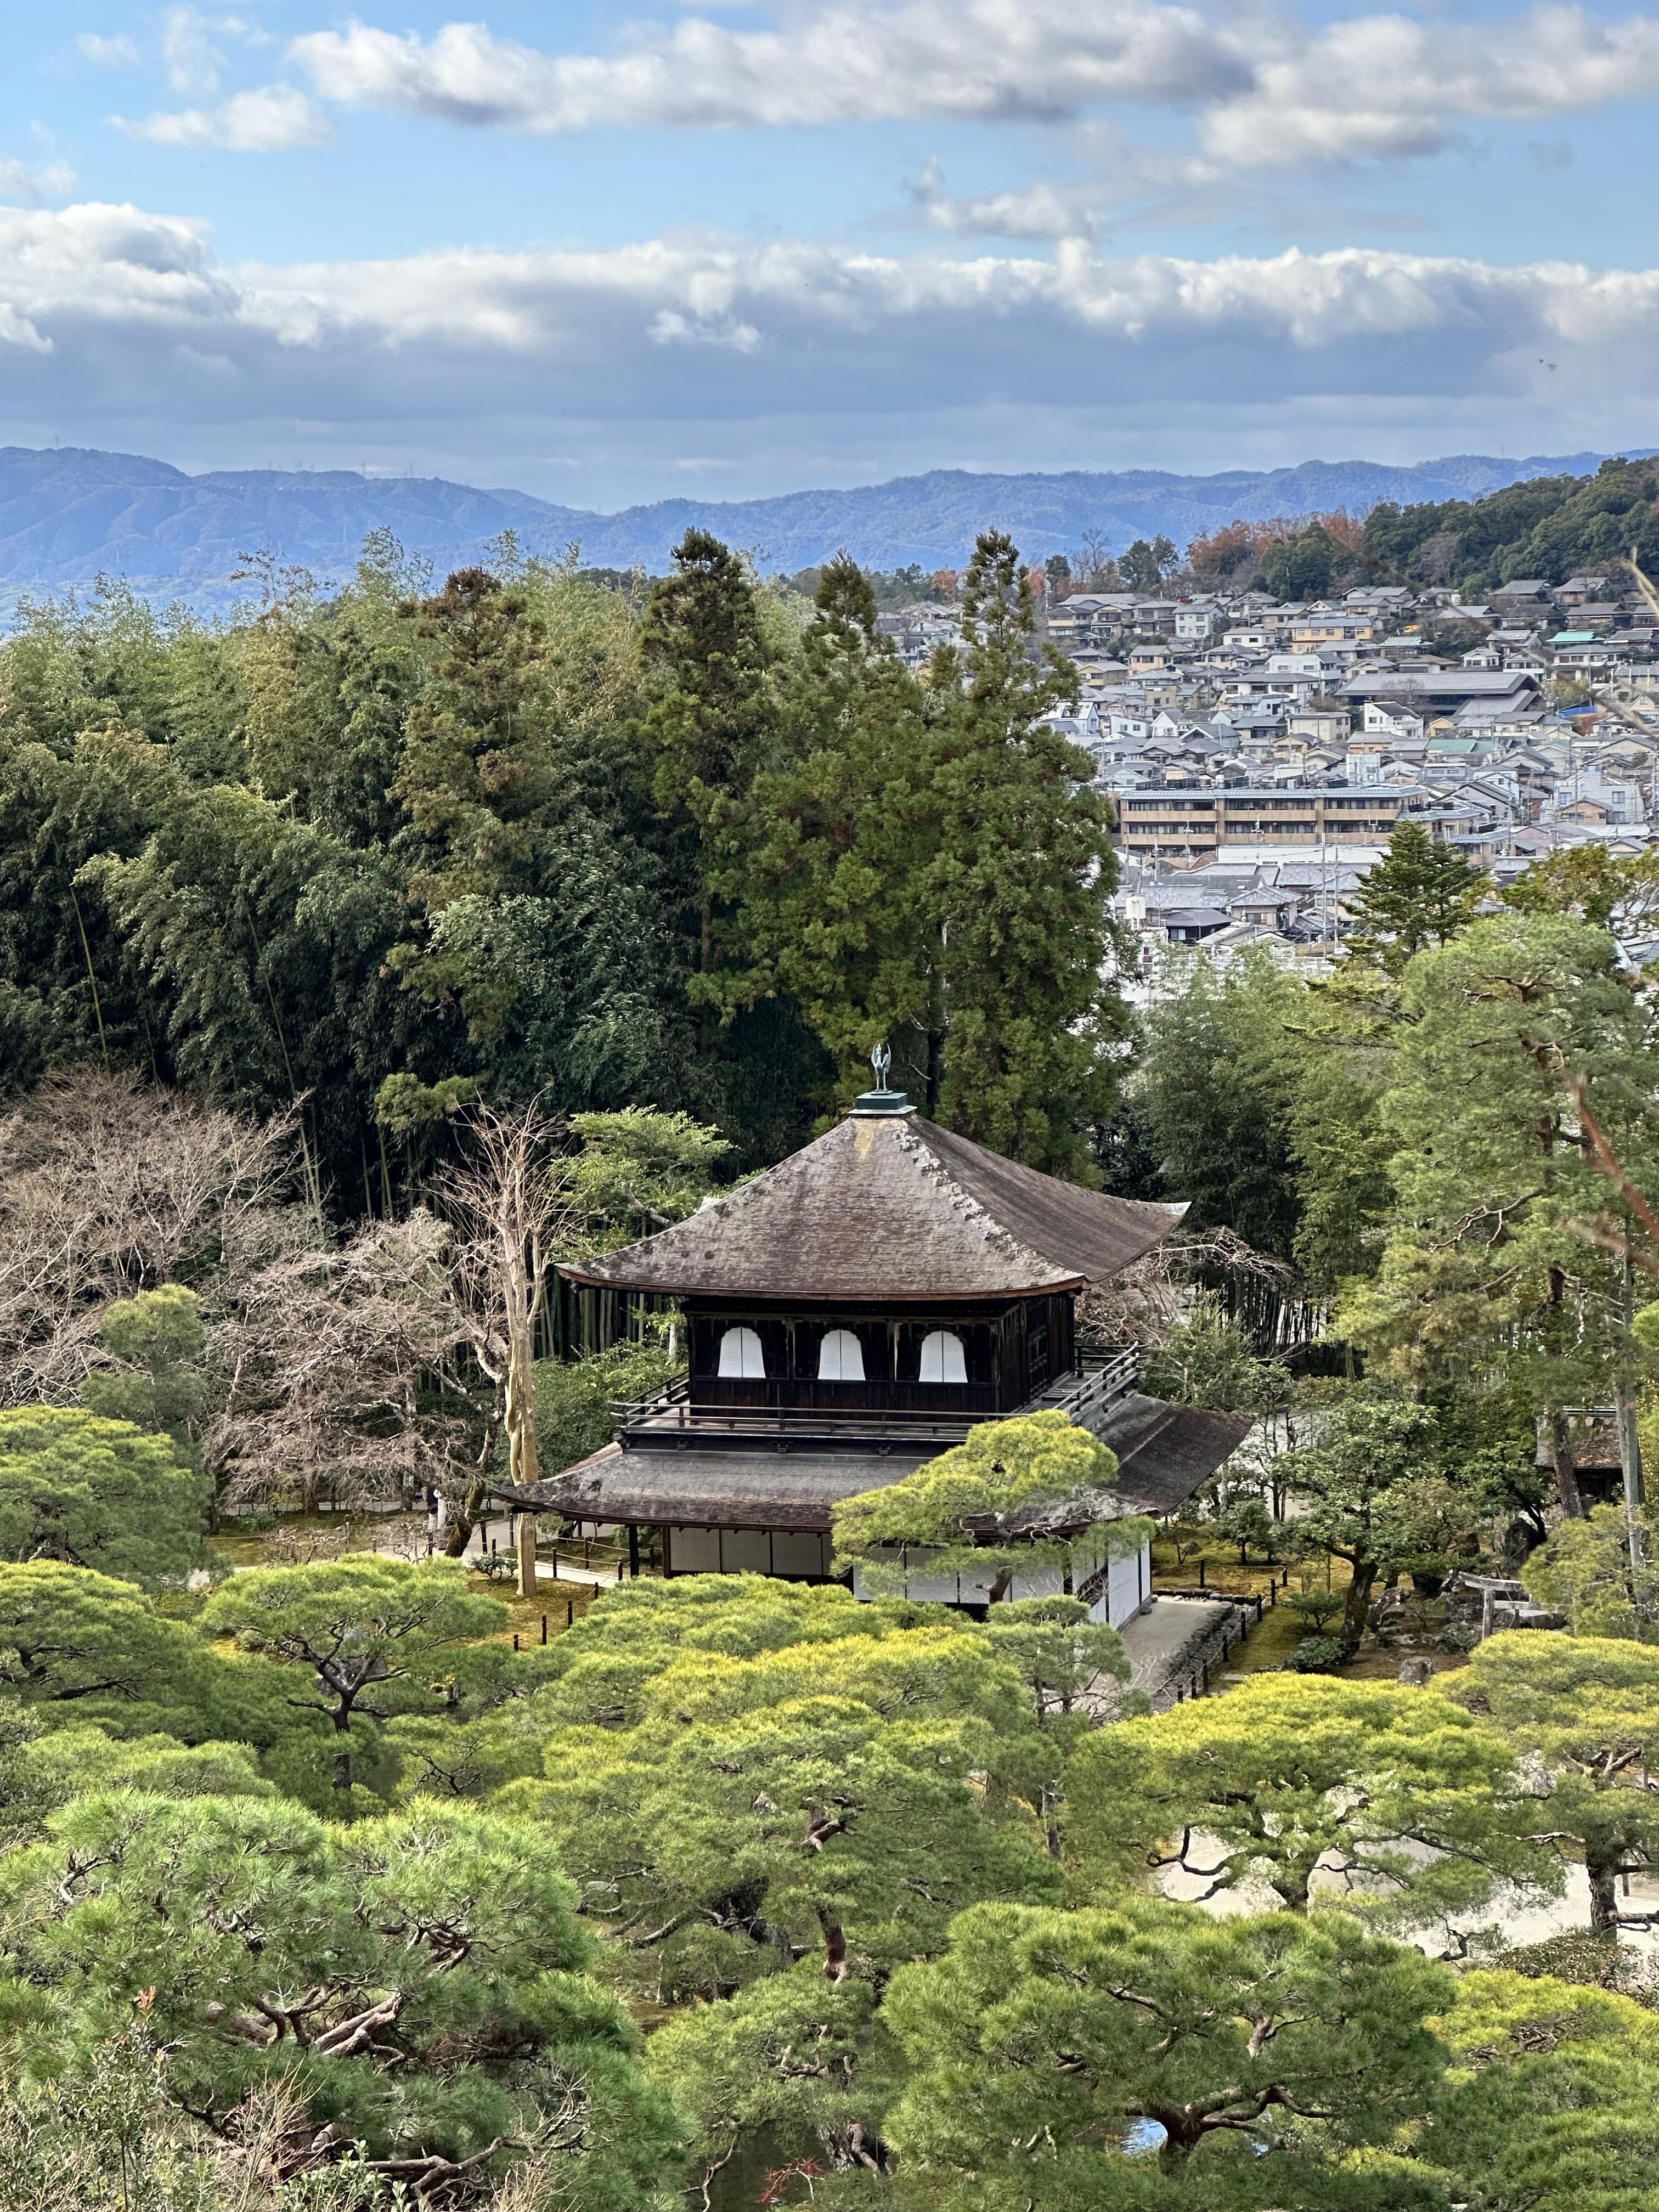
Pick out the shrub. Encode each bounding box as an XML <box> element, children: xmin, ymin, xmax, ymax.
<box><xmin>1284</xmin><ymin>1636</ymin><xmax>1344</xmax><ymax>1674</ymax></box>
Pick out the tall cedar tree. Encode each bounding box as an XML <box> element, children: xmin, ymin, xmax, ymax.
<box><xmin>714</xmin><ymin>535</ymin><xmax>1125</xmax><ymax>1168</ymax></box>
<box><xmin>637</xmin><ymin>529</ymin><xmax>775</xmax><ymax>976</ymax></box>
<box><xmin>922</xmin><ymin>532</ymin><xmax>1126</xmax><ymax>1170</ymax></box>
<box><xmin>700</xmin><ymin>554</ymin><xmax>938</xmax><ymax>1091</ymax></box>
<box><xmin>389</xmin><ymin>568</ymin><xmax>556</xmax><ymax>968</ymax></box>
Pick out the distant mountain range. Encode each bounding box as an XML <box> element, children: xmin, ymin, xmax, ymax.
<box><xmin>0</xmin><ymin>443</ymin><xmax>1651</xmax><ymax>616</ymax></box>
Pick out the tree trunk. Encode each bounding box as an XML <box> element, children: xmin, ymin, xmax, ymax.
<box><xmin>1547</xmin><ymin>1408</ymin><xmax>1586</xmax><ymax>1520</ymax></box>
<box><xmin>1587</xmin><ymin>1841</ymin><xmax>1623</xmax><ymax>1936</ymax></box>
<box><xmin>1340</xmin><ymin>1560</ymin><xmax>1376</xmax><ymax>1657</ymax></box>
<box><xmin>331</xmin><ymin>1706</ymin><xmax>354</xmax><ymax>1799</ymax></box>
<box><xmin>445</xmin><ymin>1476</ymin><xmax>490</xmax><ymax>1559</ymax></box>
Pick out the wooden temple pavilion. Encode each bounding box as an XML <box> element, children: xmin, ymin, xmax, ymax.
<box><xmin>500</xmin><ymin>1079</ymin><xmax>1250</xmax><ymax>1628</ymax></box>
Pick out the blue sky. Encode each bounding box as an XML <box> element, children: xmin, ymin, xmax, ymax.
<box><xmin>3</xmin><ymin>2</ymin><xmax>1658</xmax><ymax>506</ymax></box>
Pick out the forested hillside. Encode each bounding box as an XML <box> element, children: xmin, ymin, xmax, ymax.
<box><xmin>1362</xmin><ymin>453</ymin><xmax>1659</xmax><ymax>591</ymax></box>
<box><xmin>1196</xmin><ymin>454</ymin><xmax>1659</xmax><ymax>599</ymax></box>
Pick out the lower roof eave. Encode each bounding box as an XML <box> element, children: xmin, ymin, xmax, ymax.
<box><xmin>494</xmin><ymin>1441</ymin><xmax>933</xmax><ymax>1534</ymax></box>
<box><xmin>491</xmin><ymin>1395</ymin><xmax>1251</xmax><ymax>1537</ymax></box>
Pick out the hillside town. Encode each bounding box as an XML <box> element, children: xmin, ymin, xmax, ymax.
<box><xmin>884</xmin><ymin>564</ymin><xmax>1659</xmax><ymax>980</ymax></box>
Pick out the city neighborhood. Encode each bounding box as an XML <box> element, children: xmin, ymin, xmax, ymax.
<box><xmin>885</xmin><ymin>566</ymin><xmax>1659</xmax><ymax>976</ymax></box>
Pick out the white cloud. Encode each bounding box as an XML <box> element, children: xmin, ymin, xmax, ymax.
<box><xmin>161</xmin><ymin>7</ymin><xmax>264</xmax><ymax>96</ymax></box>
<box><xmin>284</xmin><ymin>1</ymin><xmax>1659</xmax><ymax>185</ymax></box>
<box><xmin>121</xmin><ymin>87</ymin><xmax>332</xmax><ymax>152</ymax></box>
<box><xmin>3</xmin><ymin>197</ymin><xmax>1658</xmax><ymax>490</ymax></box>
<box><xmin>1199</xmin><ymin>3</ymin><xmax>1659</xmax><ymax>167</ymax></box>
<box><xmin>2</xmin><ymin>197</ymin><xmax>1654</xmax><ymax>388</ymax></box>
<box><xmin>907</xmin><ymin>159</ymin><xmax>1114</xmax><ymax>240</ymax></box>
<box><xmin>291</xmin><ymin>3</ymin><xmax>1250</xmax><ymax>131</ymax></box>
<box><xmin>0</xmin><ymin>156</ymin><xmax>78</xmax><ymax>205</ymax></box>
<box><xmin>76</xmin><ymin>32</ymin><xmax>140</xmax><ymax>68</ymax></box>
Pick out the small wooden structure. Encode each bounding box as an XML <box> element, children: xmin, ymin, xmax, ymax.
<box><xmin>499</xmin><ymin>1081</ymin><xmax>1249</xmax><ymax>1627</ymax></box>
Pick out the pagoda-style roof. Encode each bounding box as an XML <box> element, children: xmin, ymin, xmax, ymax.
<box><xmin>562</xmin><ymin>1108</ymin><xmax>1185</xmax><ymax>1301</ymax></box>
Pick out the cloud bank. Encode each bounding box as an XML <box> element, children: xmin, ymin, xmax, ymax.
<box><xmin>0</xmin><ymin>199</ymin><xmax>1654</xmax><ymax>432</ymax></box>
<box><xmin>286</xmin><ymin>0</ymin><xmax>1659</xmax><ymax>172</ymax></box>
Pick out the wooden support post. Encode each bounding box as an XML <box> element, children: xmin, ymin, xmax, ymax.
<box><xmin>517</xmin><ymin>1514</ymin><xmax>538</xmax><ymax>1600</ymax></box>
<box><xmin>629</xmin><ymin>1523</ymin><xmax>641</xmax><ymax>1578</ymax></box>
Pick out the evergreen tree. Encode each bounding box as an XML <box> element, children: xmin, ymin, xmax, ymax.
<box><xmin>0</xmin><ymin>1408</ymin><xmax>205</xmax><ymax>1587</ymax></box>
<box><xmin>638</xmin><ymin>528</ymin><xmax>776</xmax><ymax>975</ymax></box>
<box><xmin>1343</xmin><ymin>820</ymin><xmax>1486</xmax><ymax>974</ymax></box>
<box><xmin>390</xmin><ymin>566</ymin><xmax>558</xmax><ymax>932</ymax></box>
<box><xmin>1342</xmin><ymin>911</ymin><xmax>1659</xmax><ymax>1515</ymax></box>
<box><xmin>700</xmin><ymin>553</ymin><xmax>938</xmax><ymax>1097</ymax></box>
<box><xmin>1451</xmin><ymin>1631</ymin><xmax>1659</xmax><ymax>1936</ymax></box>
<box><xmin>1068</xmin><ymin>1672</ymin><xmax>1551</xmax><ymax>1924</ymax></box>
<box><xmin>881</xmin><ymin>1897</ymin><xmax>1452</xmax><ymax>2204</ymax></box>
<box><xmin>918</xmin><ymin>530</ymin><xmax>1126</xmax><ymax>1169</ymax></box>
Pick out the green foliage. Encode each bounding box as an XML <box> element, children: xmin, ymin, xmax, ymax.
<box><xmin>978</xmin><ymin>1596</ymin><xmax>1134</xmax><ymax>1730</ymax></box>
<box><xmin>1361</xmin><ymin>454</ymin><xmax>1659</xmax><ymax>594</ymax></box>
<box><xmin>0</xmin><ymin>1407</ymin><xmax>206</xmax><ymax>1585</ymax></box>
<box><xmin>1068</xmin><ymin>1672</ymin><xmax>1552</xmax><ymax>1923</ymax></box>
<box><xmin>1420</xmin><ymin>1967</ymin><xmax>1659</xmax><ymax>2210</ymax></box>
<box><xmin>1522</xmin><ymin>1502</ymin><xmax>1659</xmax><ymax>1639</ymax></box>
<box><xmin>703</xmin><ymin>536</ymin><xmax>1127</xmax><ymax>1166</ymax></box>
<box><xmin>1501</xmin><ymin>842</ymin><xmax>1659</xmax><ymax>933</ymax></box>
<box><xmin>373</xmin><ymin>1070</ymin><xmax>482</xmax><ymax>1137</ymax></box>
<box><xmin>0</xmin><ymin>1562</ymin><xmax>217</xmax><ymax>1721</ymax></box>
<box><xmin>1340</xmin><ymin>915</ymin><xmax>1659</xmax><ymax>1492</ymax></box>
<box><xmin>199</xmin><ymin>1557</ymin><xmax>510</xmax><ymax>1801</ymax></box>
<box><xmin>1131</xmin><ymin>949</ymin><xmax>1393</xmax><ymax>1286</ymax></box>
<box><xmin>643</xmin><ymin>1966</ymin><xmax>889</xmax><ymax>2180</ymax></box>
<box><xmin>1215</xmin><ymin>1494</ymin><xmax>1282</xmax><ymax>1564</ymax></box>
<box><xmin>499</xmin><ymin>1607</ymin><xmax>1058</xmax><ymax>1999</ymax></box>
<box><xmin>832</xmin><ymin>1412</ymin><xmax>1136</xmax><ymax>1595</ymax></box>
<box><xmin>0</xmin><ymin>1790</ymin><xmax>685</xmax><ymax>2204</ymax></box>
<box><xmin>1451</xmin><ymin>1630</ymin><xmax>1659</xmax><ymax>1933</ymax></box>
<box><xmin>529</xmin><ymin>1339</ymin><xmax>687</xmax><ymax>1477</ymax></box>
<box><xmin>1118</xmin><ymin>534</ymin><xmax>1178</xmax><ymax>590</ymax></box>
<box><xmin>1271</xmin><ymin>1397</ymin><xmax>1481</xmax><ymax>1652</ymax></box>
<box><xmin>1142</xmin><ymin>1297</ymin><xmax>1294</xmax><ymax>1416</ymax></box>
<box><xmin>1257</xmin><ymin>521</ymin><xmax>1340</xmax><ymax>601</ymax></box>
<box><xmin>881</xmin><ymin>1897</ymin><xmax>1453</xmax><ymax>2203</ymax></box>
<box><xmin>81</xmin><ymin>1285</ymin><xmax>208</xmax><ymax>1446</ymax></box>
<box><xmin>1341</xmin><ymin>822</ymin><xmax>1486</xmax><ymax>976</ymax></box>
<box><xmin>1283</xmin><ymin>1634</ymin><xmax>1344</xmax><ymax>1672</ymax></box>
<box><xmin>567</xmin><ymin>1105</ymin><xmax>732</xmax><ymax>1246</ymax></box>
<box><xmin>0</xmin><ymin>1562</ymin><xmax>399</xmax><ymax>1814</ymax></box>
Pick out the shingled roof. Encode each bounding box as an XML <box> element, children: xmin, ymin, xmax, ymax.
<box><xmin>562</xmin><ymin>1109</ymin><xmax>1184</xmax><ymax>1301</ymax></box>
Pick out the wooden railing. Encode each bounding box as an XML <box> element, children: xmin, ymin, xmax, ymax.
<box><xmin>610</xmin><ymin>1353</ymin><xmax>1142</xmax><ymax>1453</ymax></box>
